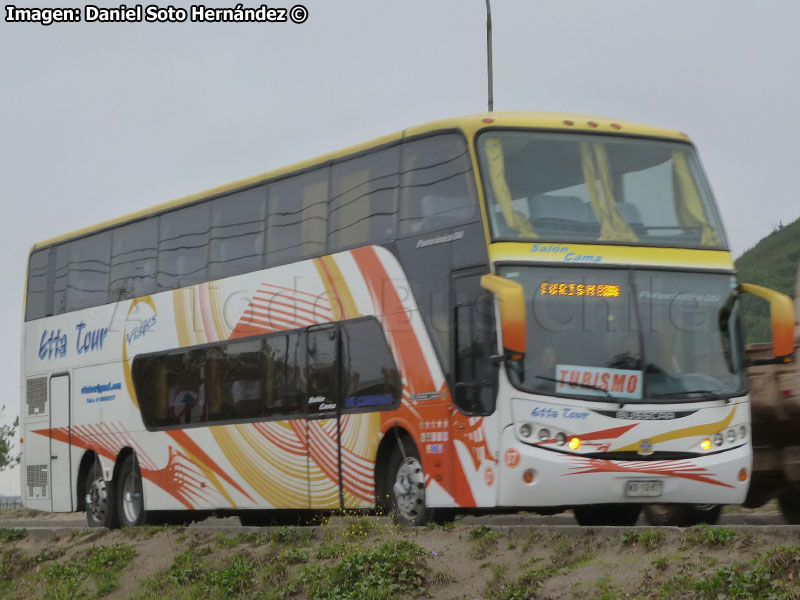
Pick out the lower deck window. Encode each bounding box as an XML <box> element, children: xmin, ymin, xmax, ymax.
<box><xmin>132</xmin><ymin>317</ymin><xmax>400</xmax><ymax>429</ymax></box>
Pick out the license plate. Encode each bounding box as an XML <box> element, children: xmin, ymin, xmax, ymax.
<box><xmin>624</xmin><ymin>480</ymin><xmax>663</xmax><ymax>497</ymax></box>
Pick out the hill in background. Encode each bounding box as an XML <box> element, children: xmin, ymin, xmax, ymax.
<box><xmin>734</xmin><ymin>216</ymin><xmax>800</xmax><ymax>343</ymax></box>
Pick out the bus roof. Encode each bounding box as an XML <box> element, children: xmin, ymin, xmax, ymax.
<box><xmin>32</xmin><ymin>111</ymin><xmax>690</xmax><ymax>250</ymax></box>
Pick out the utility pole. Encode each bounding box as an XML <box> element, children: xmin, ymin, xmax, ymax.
<box><xmin>485</xmin><ymin>0</ymin><xmax>494</xmax><ymax>112</ymax></box>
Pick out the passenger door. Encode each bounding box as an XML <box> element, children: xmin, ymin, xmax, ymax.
<box><xmin>305</xmin><ymin>325</ymin><xmax>342</xmax><ymax>509</ymax></box>
<box><xmin>451</xmin><ymin>269</ymin><xmax>497</xmax><ymax>415</ymax></box>
<box><xmin>49</xmin><ymin>374</ymin><xmax>72</xmax><ymax>512</ymax></box>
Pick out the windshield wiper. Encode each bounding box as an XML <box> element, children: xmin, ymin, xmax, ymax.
<box><xmin>535</xmin><ymin>375</ymin><xmax>627</xmax><ymax>408</ymax></box>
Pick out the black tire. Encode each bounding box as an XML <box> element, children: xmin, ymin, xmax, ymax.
<box><xmin>116</xmin><ymin>454</ymin><xmax>147</xmax><ymax>527</ymax></box>
<box><xmin>643</xmin><ymin>504</ymin><xmax>722</xmax><ymax>526</ymax></box>
<box><xmin>385</xmin><ymin>437</ymin><xmax>430</xmax><ymax>526</ymax></box>
<box><xmin>573</xmin><ymin>504</ymin><xmax>642</xmax><ymax>526</ymax></box>
<box><xmin>85</xmin><ymin>459</ymin><xmax>118</xmax><ymax>528</ymax></box>
<box><xmin>778</xmin><ymin>492</ymin><xmax>800</xmax><ymax>524</ymax></box>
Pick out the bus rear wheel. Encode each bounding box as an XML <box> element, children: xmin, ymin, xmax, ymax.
<box><xmin>573</xmin><ymin>504</ymin><xmax>642</xmax><ymax>526</ymax></box>
<box><xmin>85</xmin><ymin>459</ymin><xmax>117</xmax><ymax>528</ymax></box>
<box><xmin>387</xmin><ymin>439</ymin><xmax>429</xmax><ymax>526</ymax></box>
<box><xmin>117</xmin><ymin>454</ymin><xmax>146</xmax><ymax>527</ymax></box>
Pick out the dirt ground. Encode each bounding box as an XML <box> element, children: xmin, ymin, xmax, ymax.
<box><xmin>2</xmin><ymin>509</ymin><xmax>800</xmax><ymax>599</ymax></box>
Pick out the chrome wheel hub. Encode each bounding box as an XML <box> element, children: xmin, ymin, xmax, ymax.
<box><xmin>121</xmin><ymin>472</ymin><xmax>142</xmax><ymax>524</ymax></box>
<box><xmin>392</xmin><ymin>457</ymin><xmax>426</xmax><ymax>521</ymax></box>
<box><xmin>87</xmin><ymin>476</ymin><xmax>108</xmax><ymax>523</ymax></box>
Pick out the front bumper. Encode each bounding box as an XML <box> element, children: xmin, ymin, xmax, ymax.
<box><xmin>496</xmin><ymin>426</ymin><xmax>750</xmax><ymax>507</ymax></box>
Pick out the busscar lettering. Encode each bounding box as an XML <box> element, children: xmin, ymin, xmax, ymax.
<box><xmin>5</xmin><ymin>5</ymin><xmax>81</xmax><ymax>25</ymax></box>
<box><xmin>616</xmin><ymin>411</ymin><xmax>677</xmax><ymax>420</ymax></box>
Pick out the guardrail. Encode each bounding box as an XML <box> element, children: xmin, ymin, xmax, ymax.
<box><xmin>0</xmin><ymin>499</ymin><xmax>23</xmax><ymax>510</ymax></box>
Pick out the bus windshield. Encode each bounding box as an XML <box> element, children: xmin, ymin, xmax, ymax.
<box><xmin>477</xmin><ymin>131</ymin><xmax>727</xmax><ymax>249</ymax></box>
<box><xmin>498</xmin><ymin>266</ymin><xmax>746</xmax><ymax>402</ymax></box>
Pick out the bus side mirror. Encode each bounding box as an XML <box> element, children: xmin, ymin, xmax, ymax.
<box><xmin>480</xmin><ymin>274</ymin><xmax>526</xmax><ymax>360</ymax></box>
<box><xmin>740</xmin><ymin>283</ymin><xmax>796</xmax><ymax>364</ymax></box>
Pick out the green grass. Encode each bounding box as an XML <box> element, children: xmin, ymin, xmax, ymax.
<box><xmin>548</xmin><ymin>532</ymin><xmax>593</xmax><ymax>569</ymax></box>
<box><xmin>653</xmin><ymin>543</ymin><xmax>800</xmax><ymax>599</ymax></box>
<box><xmin>297</xmin><ymin>539</ymin><xmax>428</xmax><ymax>600</ymax></box>
<box><xmin>485</xmin><ymin>566</ymin><xmax>555</xmax><ymax>600</ymax></box>
<box><xmin>41</xmin><ymin>543</ymin><xmax>137</xmax><ymax>598</ymax></box>
<box><xmin>620</xmin><ymin>528</ymin><xmax>667</xmax><ymax>550</ymax></box>
<box><xmin>469</xmin><ymin>525</ymin><xmax>500</xmax><ymax>559</ymax></box>
<box><xmin>684</xmin><ymin>524</ymin><xmax>737</xmax><ymax>547</ymax></box>
<box><xmin>0</xmin><ymin>526</ymin><xmax>26</xmax><ymax>542</ymax></box>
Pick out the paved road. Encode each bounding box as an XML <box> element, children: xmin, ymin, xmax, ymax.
<box><xmin>0</xmin><ymin>510</ymin><xmax>789</xmax><ymax>530</ymax></box>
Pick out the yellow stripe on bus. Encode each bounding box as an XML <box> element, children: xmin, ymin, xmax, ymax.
<box><xmin>489</xmin><ymin>242</ymin><xmax>734</xmax><ymax>270</ymax></box>
<box><xmin>612</xmin><ymin>405</ymin><xmax>737</xmax><ymax>452</ymax></box>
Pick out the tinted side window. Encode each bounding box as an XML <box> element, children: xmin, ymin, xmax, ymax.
<box><xmin>218</xmin><ymin>338</ymin><xmax>264</xmax><ymax>419</ymax></box>
<box><xmin>399</xmin><ymin>135</ymin><xmax>477</xmax><ymax>235</ymax></box>
<box><xmin>267</xmin><ymin>168</ymin><xmax>329</xmax><ymax>264</ymax></box>
<box><xmin>328</xmin><ymin>147</ymin><xmax>399</xmax><ymax>250</ymax></box>
<box><xmin>265</xmin><ymin>331</ymin><xmax>306</xmax><ymax>415</ymax></box>
<box><xmin>110</xmin><ymin>218</ymin><xmax>158</xmax><ymax>301</ymax></box>
<box><xmin>52</xmin><ymin>232</ymin><xmax>112</xmax><ymax>313</ymax></box>
<box><xmin>341</xmin><ymin>319</ymin><xmax>401</xmax><ymax>410</ymax></box>
<box><xmin>26</xmin><ymin>250</ymin><xmax>49</xmax><ymax>320</ymax></box>
<box><xmin>209</xmin><ymin>187</ymin><xmax>267</xmax><ymax>280</ymax></box>
<box><xmin>307</xmin><ymin>327</ymin><xmax>338</xmax><ymax>412</ymax></box>
<box><xmin>158</xmin><ymin>203</ymin><xmax>209</xmax><ymax>290</ymax></box>
<box><xmin>134</xmin><ymin>348</ymin><xmax>208</xmax><ymax>428</ymax></box>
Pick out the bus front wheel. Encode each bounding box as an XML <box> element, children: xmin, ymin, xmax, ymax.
<box><xmin>85</xmin><ymin>459</ymin><xmax>117</xmax><ymax>528</ymax></box>
<box><xmin>117</xmin><ymin>454</ymin><xmax>146</xmax><ymax>527</ymax></box>
<box><xmin>386</xmin><ymin>439</ymin><xmax>429</xmax><ymax>526</ymax></box>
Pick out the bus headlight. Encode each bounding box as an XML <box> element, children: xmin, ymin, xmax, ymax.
<box><xmin>556</xmin><ymin>432</ymin><xmax>567</xmax><ymax>446</ymax></box>
<box><xmin>700</xmin><ymin>438</ymin><xmax>712</xmax><ymax>451</ymax></box>
<box><xmin>538</xmin><ymin>428</ymin><xmax>551</xmax><ymax>442</ymax></box>
<box><xmin>726</xmin><ymin>429</ymin><xmax>737</xmax><ymax>444</ymax></box>
<box><xmin>568</xmin><ymin>436</ymin><xmax>582</xmax><ymax>451</ymax></box>
<box><xmin>713</xmin><ymin>433</ymin><xmax>723</xmax><ymax>447</ymax></box>
<box><xmin>738</xmin><ymin>425</ymin><xmax>747</xmax><ymax>440</ymax></box>
<box><xmin>519</xmin><ymin>423</ymin><xmax>532</xmax><ymax>439</ymax></box>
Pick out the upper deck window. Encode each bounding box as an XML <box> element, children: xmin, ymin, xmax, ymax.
<box><xmin>398</xmin><ymin>134</ymin><xmax>478</xmax><ymax>235</ymax></box>
<box><xmin>477</xmin><ymin>131</ymin><xmax>727</xmax><ymax>250</ymax></box>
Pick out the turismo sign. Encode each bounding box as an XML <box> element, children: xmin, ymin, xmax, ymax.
<box><xmin>555</xmin><ymin>364</ymin><xmax>642</xmax><ymax>400</ymax></box>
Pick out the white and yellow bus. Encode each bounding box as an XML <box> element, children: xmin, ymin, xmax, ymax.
<box><xmin>20</xmin><ymin>112</ymin><xmax>795</xmax><ymax>527</ymax></box>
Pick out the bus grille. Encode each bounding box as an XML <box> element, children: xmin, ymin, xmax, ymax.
<box><xmin>26</xmin><ymin>377</ymin><xmax>48</xmax><ymax>416</ymax></box>
<box><xmin>26</xmin><ymin>464</ymin><xmax>48</xmax><ymax>499</ymax></box>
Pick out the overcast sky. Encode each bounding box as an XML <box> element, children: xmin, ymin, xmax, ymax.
<box><xmin>1</xmin><ymin>0</ymin><xmax>798</xmax><ymax>496</ymax></box>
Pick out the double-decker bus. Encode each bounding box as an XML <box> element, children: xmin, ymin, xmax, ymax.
<box><xmin>20</xmin><ymin>112</ymin><xmax>795</xmax><ymax>527</ymax></box>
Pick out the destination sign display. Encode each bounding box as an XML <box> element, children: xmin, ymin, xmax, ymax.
<box><xmin>538</xmin><ymin>282</ymin><xmax>621</xmax><ymax>298</ymax></box>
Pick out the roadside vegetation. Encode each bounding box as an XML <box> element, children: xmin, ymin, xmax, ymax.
<box><xmin>1</xmin><ymin>513</ymin><xmax>800</xmax><ymax>599</ymax></box>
